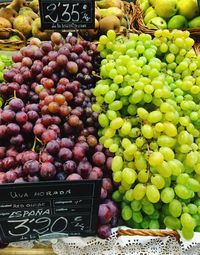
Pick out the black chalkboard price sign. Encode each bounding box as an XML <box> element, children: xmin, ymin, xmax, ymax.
<box><xmin>38</xmin><ymin>0</ymin><xmax>95</xmax><ymax>30</ymax></box>
<box><xmin>0</xmin><ymin>180</ymin><xmax>101</xmax><ymax>243</ymax></box>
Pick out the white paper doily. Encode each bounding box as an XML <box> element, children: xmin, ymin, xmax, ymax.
<box><xmin>9</xmin><ymin>227</ymin><xmax>200</xmax><ymax>255</ymax></box>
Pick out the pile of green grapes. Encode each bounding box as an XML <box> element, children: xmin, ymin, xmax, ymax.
<box><xmin>0</xmin><ymin>54</ymin><xmax>12</xmax><ymax>107</ymax></box>
<box><xmin>93</xmin><ymin>29</ymin><xmax>200</xmax><ymax>239</ymax></box>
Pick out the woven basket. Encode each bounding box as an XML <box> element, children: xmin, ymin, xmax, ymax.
<box><xmin>0</xmin><ymin>27</ymin><xmax>26</xmax><ymax>51</ymax></box>
<box><xmin>136</xmin><ymin>0</ymin><xmax>200</xmax><ymax>39</ymax></box>
<box><xmin>0</xmin><ymin>1</ymin><xmax>28</xmax><ymax>51</ymax></box>
<box><xmin>123</xmin><ymin>1</ymin><xmax>138</xmax><ymax>33</ymax></box>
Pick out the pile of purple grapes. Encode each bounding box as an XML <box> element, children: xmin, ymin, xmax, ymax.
<box><xmin>0</xmin><ymin>33</ymin><xmax>118</xmax><ymax>238</ymax></box>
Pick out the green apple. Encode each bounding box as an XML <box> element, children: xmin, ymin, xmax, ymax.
<box><xmin>168</xmin><ymin>15</ymin><xmax>188</xmax><ymax>29</ymax></box>
<box><xmin>147</xmin><ymin>17</ymin><xmax>167</xmax><ymax>29</ymax></box>
<box><xmin>155</xmin><ymin>0</ymin><xmax>178</xmax><ymax>19</ymax></box>
<box><xmin>189</xmin><ymin>16</ymin><xmax>200</xmax><ymax>28</ymax></box>
<box><xmin>145</xmin><ymin>7</ymin><xmax>154</xmax><ymax>16</ymax></box>
<box><xmin>177</xmin><ymin>0</ymin><xmax>199</xmax><ymax>20</ymax></box>
<box><xmin>141</xmin><ymin>0</ymin><xmax>150</xmax><ymax>12</ymax></box>
<box><xmin>8</xmin><ymin>35</ymin><xmax>21</xmax><ymax>41</ymax></box>
<box><xmin>144</xmin><ymin>9</ymin><xmax>157</xmax><ymax>24</ymax></box>
<box><xmin>149</xmin><ymin>0</ymin><xmax>157</xmax><ymax>7</ymax></box>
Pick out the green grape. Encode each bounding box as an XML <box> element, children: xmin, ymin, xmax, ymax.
<box><xmin>150</xmin><ymin>210</ymin><xmax>159</xmax><ymax>220</ymax></box>
<box><xmin>149</xmin><ymin>152</ymin><xmax>164</xmax><ymax>167</ymax></box>
<box><xmin>149</xmin><ymin>219</ymin><xmax>160</xmax><ymax>229</ymax></box>
<box><xmin>164</xmin><ymin>216</ymin><xmax>181</xmax><ymax>229</ymax></box>
<box><xmin>137</xmin><ymin>107</ymin><xmax>149</xmax><ymax>120</ymax></box>
<box><xmin>104</xmin><ymin>91</ymin><xmax>116</xmax><ymax>104</ymax></box>
<box><xmin>109</xmin><ymin>100</ymin><xmax>123</xmax><ymax>111</ymax></box>
<box><xmin>112</xmin><ymin>190</ymin><xmax>123</xmax><ymax>202</ymax></box>
<box><xmin>111</xmin><ymin>156</ymin><xmax>123</xmax><ymax>172</ymax></box>
<box><xmin>188</xmin><ymin>204</ymin><xmax>198</xmax><ymax>215</ymax></box>
<box><xmin>122</xmin><ymin>168</ymin><xmax>137</xmax><ymax>185</ymax></box>
<box><xmin>169</xmin><ymin>199</ymin><xmax>182</xmax><ymax>217</ymax></box>
<box><xmin>113</xmin><ymin>171</ymin><xmax>122</xmax><ymax>183</ymax></box>
<box><xmin>157</xmin><ymin>135</ymin><xmax>176</xmax><ymax>147</ymax></box>
<box><xmin>156</xmin><ymin>161</ymin><xmax>172</xmax><ymax>177</ymax></box>
<box><xmin>168</xmin><ymin>159</ymin><xmax>183</xmax><ymax>176</ymax></box>
<box><xmin>121</xmin><ymin>121</ymin><xmax>132</xmax><ymax>135</ymax></box>
<box><xmin>110</xmin><ymin>117</ymin><xmax>124</xmax><ymax>129</ymax></box>
<box><xmin>175</xmin><ymin>184</ymin><xmax>193</xmax><ymax>199</ymax></box>
<box><xmin>176</xmin><ymin>173</ymin><xmax>190</xmax><ymax>185</ymax></box>
<box><xmin>122</xmin><ymin>206</ymin><xmax>132</xmax><ymax>221</ymax></box>
<box><xmin>133</xmin><ymin>184</ymin><xmax>146</xmax><ymax>200</ymax></box>
<box><xmin>182</xmin><ymin>227</ymin><xmax>194</xmax><ymax>240</ymax></box>
<box><xmin>159</xmin><ymin>147</ymin><xmax>174</xmax><ymax>161</ymax></box>
<box><xmin>138</xmin><ymin>170</ymin><xmax>149</xmax><ymax>183</ymax></box>
<box><xmin>141</xmin><ymin>124</ymin><xmax>154</xmax><ymax>139</ymax></box>
<box><xmin>186</xmin><ymin>178</ymin><xmax>200</xmax><ymax>192</ymax></box>
<box><xmin>132</xmin><ymin>211</ymin><xmax>143</xmax><ymax>223</ymax></box>
<box><xmin>181</xmin><ymin>213</ymin><xmax>196</xmax><ymax>229</ymax></box>
<box><xmin>142</xmin><ymin>202</ymin><xmax>155</xmax><ymax>215</ymax></box>
<box><xmin>151</xmin><ymin>174</ymin><xmax>165</xmax><ymax>189</ymax></box>
<box><xmin>98</xmin><ymin>114</ymin><xmax>109</xmax><ymax>128</ymax></box>
<box><xmin>125</xmin><ymin>189</ymin><xmax>134</xmax><ymax>201</ymax></box>
<box><xmin>106</xmin><ymin>110</ymin><xmax>117</xmax><ymax>121</ymax></box>
<box><xmin>104</xmin><ymin>128</ymin><xmax>116</xmax><ymax>138</ymax></box>
<box><xmin>135</xmin><ymin>154</ymin><xmax>147</xmax><ymax>171</ymax></box>
<box><xmin>131</xmin><ymin>200</ymin><xmax>142</xmax><ymax>212</ymax></box>
<box><xmin>161</xmin><ymin>187</ymin><xmax>175</xmax><ymax>203</ymax></box>
<box><xmin>147</xmin><ymin>111</ymin><xmax>162</xmax><ymax>123</ymax></box>
<box><xmin>146</xmin><ymin>185</ymin><xmax>160</xmax><ymax>203</ymax></box>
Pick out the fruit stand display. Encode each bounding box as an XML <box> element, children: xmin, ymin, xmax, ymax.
<box><xmin>1</xmin><ymin>0</ymin><xmax>200</xmax><ymax>254</ymax></box>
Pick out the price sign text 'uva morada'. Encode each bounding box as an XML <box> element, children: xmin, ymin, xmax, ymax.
<box><xmin>39</xmin><ymin>0</ymin><xmax>95</xmax><ymax>30</ymax></box>
<box><xmin>0</xmin><ymin>180</ymin><xmax>101</xmax><ymax>243</ymax></box>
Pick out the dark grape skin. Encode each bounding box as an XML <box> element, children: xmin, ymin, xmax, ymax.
<box><xmin>97</xmin><ymin>224</ymin><xmax>111</xmax><ymax>239</ymax></box>
<box><xmin>23</xmin><ymin>160</ymin><xmax>40</xmax><ymax>176</ymax></box>
<box><xmin>58</xmin><ymin>148</ymin><xmax>72</xmax><ymax>162</ymax></box>
<box><xmin>46</xmin><ymin>140</ymin><xmax>60</xmax><ymax>155</ymax></box>
<box><xmin>98</xmin><ymin>204</ymin><xmax>112</xmax><ymax>225</ymax></box>
<box><xmin>92</xmin><ymin>152</ymin><xmax>106</xmax><ymax>166</ymax></box>
<box><xmin>40</xmin><ymin>162</ymin><xmax>56</xmax><ymax>180</ymax></box>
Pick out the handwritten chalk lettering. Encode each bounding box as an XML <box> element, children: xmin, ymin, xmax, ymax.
<box><xmin>25</xmin><ymin>202</ymin><xmax>46</xmax><ymax>208</ymax></box>
<box><xmin>10</xmin><ymin>192</ymin><xmax>28</xmax><ymax>199</ymax></box>
<box><xmin>9</xmin><ymin>209</ymin><xmax>50</xmax><ymax>218</ymax></box>
<box><xmin>13</xmin><ymin>204</ymin><xmax>24</xmax><ymax>209</ymax></box>
<box><xmin>7</xmin><ymin>216</ymin><xmax>69</xmax><ymax>237</ymax></box>
<box><xmin>34</xmin><ymin>192</ymin><xmax>45</xmax><ymax>197</ymax></box>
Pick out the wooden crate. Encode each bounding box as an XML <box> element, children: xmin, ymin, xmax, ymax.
<box><xmin>0</xmin><ymin>245</ymin><xmax>56</xmax><ymax>255</ymax></box>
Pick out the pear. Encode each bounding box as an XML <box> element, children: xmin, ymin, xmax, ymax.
<box><xmin>177</xmin><ymin>0</ymin><xmax>199</xmax><ymax>20</ymax></box>
<box><xmin>19</xmin><ymin>7</ymin><xmax>33</xmax><ymax>13</ymax></box>
<box><xmin>95</xmin><ymin>8</ymin><xmax>101</xmax><ymax>20</ymax></box>
<box><xmin>144</xmin><ymin>9</ymin><xmax>157</xmax><ymax>24</ymax></box>
<box><xmin>188</xmin><ymin>16</ymin><xmax>200</xmax><ymax>28</ymax></box>
<box><xmin>21</xmin><ymin>10</ymin><xmax>39</xmax><ymax>20</ymax></box>
<box><xmin>147</xmin><ymin>17</ymin><xmax>167</xmax><ymax>29</ymax></box>
<box><xmin>0</xmin><ymin>8</ymin><xmax>18</xmax><ymax>24</ymax></box>
<box><xmin>29</xmin><ymin>0</ymin><xmax>39</xmax><ymax>13</ymax></box>
<box><xmin>32</xmin><ymin>18</ymin><xmax>51</xmax><ymax>40</ymax></box>
<box><xmin>13</xmin><ymin>15</ymin><xmax>32</xmax><ymax>37</ymax></box>
<box><xmin>80</xmin><ymin>18</ymin><xmax>100</xmax><ymax>39</ymax></box>
<box><xmin>7</xmin><ymin>0</ymin><xmax>26</xmax><ymax>12</ymax></box>
<box><xmin>99</xmin><ymin>7</ymin><xmax>124</xmax><ymax>19</ymax></box>
<box><xmin>168</xmin><ymin>15</ymin><xmax>188</xmax><ymax>29</ymax></box>
<box><xmin>99</xmin><ymin>15</ymin><xmax>120</xmax><ymax>34</ymax></box>
<box><xmin>0</xmin><ymin>17</ymin><xmax>12</xmax><ymax>39</ymax></box>
<box><xmin>155</xmin><ymin>0</ymin><xmax>178</xmax><ymax>19</ymax></box>
<box><xmin>97</xmin><ymin>0</ymin><xmax>122</xmax><ymax>9</ymax></box>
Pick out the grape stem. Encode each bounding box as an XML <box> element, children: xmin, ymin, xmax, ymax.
<box><xmin>32</xmin><ymin>137</ymin><xmax>37</xmax><ymax>152</ymax></box>
<box><xmin>13</xmin><ymin>90</ymin><xmax>16</xmax><ymax>99</ymax></box>
<box><xmin>92</xmin><ymin>71</ymin><xmax>101</xmax><ymax>79</ymax></box>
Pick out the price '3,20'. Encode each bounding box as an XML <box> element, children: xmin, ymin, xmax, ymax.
<box><xmin>7</xmin><ymin>217</ymin><xmax>69</xmax><ymax>237</ymax></box>
<box><xmin>45</xmin><ymin>3</ymin><xmax>80</xmax><ymax>23</ymax></box>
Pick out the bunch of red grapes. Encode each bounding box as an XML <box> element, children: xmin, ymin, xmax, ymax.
<box><xmin>0</xmin><ymin>33</ymin><xmax>117</xmax><ymax>238</ymax></box>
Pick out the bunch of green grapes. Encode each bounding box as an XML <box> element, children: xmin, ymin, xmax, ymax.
<box><xmin>93</xmin><ymin>29</ymin><xmax>200</xmax><ymax>239</ymax></box>
<box><xmin>0</xmin><ymin>54</ymin><xmax>12</xmax><ymax>107</ymax></box>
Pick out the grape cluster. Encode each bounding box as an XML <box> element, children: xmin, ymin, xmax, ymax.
<box><xmin>0</xmin><ymin>33</ymin><xmax>117</xmax><ymax>239</ymax></box>
<box><xmin>94</xmin><ymin>29</ymin><xmax>200</xmax><ymax>239</ymax></box>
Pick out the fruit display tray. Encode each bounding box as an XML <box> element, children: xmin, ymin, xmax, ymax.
<box><xmin>135</xmin><ymin>0</ymin><xmax>200</xmax><ymax>40</ymax></box>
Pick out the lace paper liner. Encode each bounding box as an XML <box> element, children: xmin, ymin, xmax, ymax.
<box><xmin>9</xmin><ymin>227</ymin><xmax>200</xmax><ymax>255</ymax></box>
